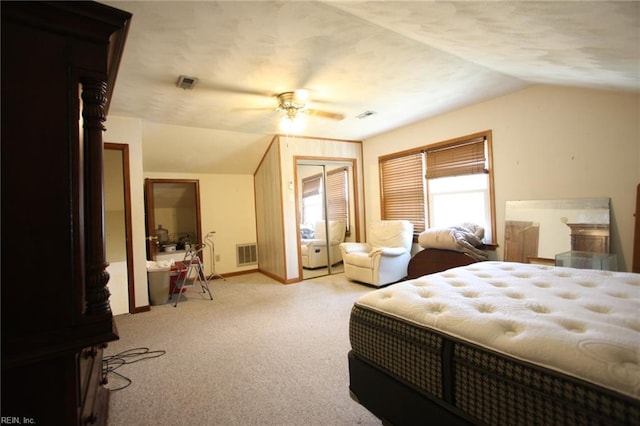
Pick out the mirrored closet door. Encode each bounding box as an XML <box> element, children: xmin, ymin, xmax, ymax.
<box><xmin>297</xmin><ymin>160</ymin><xmax>355</xmax><ymax>279</ymax></box>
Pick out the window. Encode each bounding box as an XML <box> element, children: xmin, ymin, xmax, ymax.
<box><xmin>379</xmin><ymin>131</ymin><xmax>495</xmax><ymax>244</ymax></box>
<box><xmin>301</xmin><ymin>174</ymin><xmax>323</xmax><ymax>225</ymax></box>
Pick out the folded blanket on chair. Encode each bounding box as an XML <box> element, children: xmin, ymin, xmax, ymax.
<box><xmin>417</xmin><ymin>223</ymin><xmax>488</xmax><ymax>261</ymax></box>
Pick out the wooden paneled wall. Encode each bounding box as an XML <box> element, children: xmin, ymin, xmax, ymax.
<box><xmin>254</xmin><ymin>135</ymin><xmax>364</xmax><ymax>283</ymax></box>
<box><xmin>254</xmin><ymin>137</ymin><xmax>287</xmax><ymax>281</ymax></box>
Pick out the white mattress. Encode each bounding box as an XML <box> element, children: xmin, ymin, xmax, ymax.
<box><xmin>355</xmin><ymin>261</ymin><xmax>640</xmax><ymax>399</ymax></box>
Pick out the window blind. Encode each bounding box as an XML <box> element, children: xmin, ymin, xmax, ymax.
<box><xmin>380</xmin><ymin>152</ymin><xmax>425</xmax><ymax>234</ymax></box>
<box><xmin>326</xmin><ymin>168</ymin><xmax>349</xmax><ymax>231</ymax></box>
<box><xmin>302</xmin><ymin>174</ymin><xmax>322</xmax><ymax>197</ymax></box>
<box><xmin>426</xmin><ymin>136</ymin><xmax>487</xmax><ymax>179</ymax></box>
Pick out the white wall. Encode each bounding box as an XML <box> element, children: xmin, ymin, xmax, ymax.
<box><xmin>103</xmin><ymin>116</ymin><xmax>149</xmax><ymax>309</ymax></box>
<box><xmin>105</xmin><ymin>117</ymin><xmax>257</xmax><ymax>310</ymax></box>
<box><xmin>362</xmin><ymin>85</ymin><xmax>639</xmax><ymax>271</ymax></box>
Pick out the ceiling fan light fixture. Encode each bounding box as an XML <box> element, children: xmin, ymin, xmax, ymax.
<box><xmin>279</xmin><ymin>114</ymin><xmax>306</xmax><ymax>134</ymax></box>
<box><xmin>274</xmin><ymin>89</ymin><xmax>341</xmax><ymax>131</ymax></box>
<box><xmin>277</xmin><ymin>91</ymin><xmax>306</xmax><ymax>111</ymax></box>
<box><xmin>276</xmin><ymin>91</ymin><xmax>309</xmax><ymax>133</ymax></box>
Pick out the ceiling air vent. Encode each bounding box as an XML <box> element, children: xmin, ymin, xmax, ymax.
<box><xmin>177</xmin><ymin>75</ymin><xmax>198</xmax><ymax>89</ymax></box>
<box><xmin>356</xmin><ymin>110</ymin><xmax>376</xmax><ymax>119</ymax></box>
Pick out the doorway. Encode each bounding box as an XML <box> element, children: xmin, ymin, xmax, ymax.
<box><xmin>144</xmin><ymin>178</ymin><xmax>203</xmax><ymax>264</ymax></box>
<box><xmin>296</xmin><ymin>158</ymin><xmax>358</xmax><ymax>279</ymax></box>
<box><xmin>104</xmin><ymin>143</ymin><xmax>135</xmax><ymax>315</ymax></box>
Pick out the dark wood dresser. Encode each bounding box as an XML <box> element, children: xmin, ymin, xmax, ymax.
<box><xmin>1</xmin><ymin>2</ymin><xmax>131</xmax><ymax>424</ymax></box>
<box><xmin>565</xmin><ymin>223</ymin><xmax>611</xmax><ymax>254</ymax></box>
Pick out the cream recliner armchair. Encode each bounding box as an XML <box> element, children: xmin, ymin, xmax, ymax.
<box><xmin>301</xmin><ymin>220</ymin><xmax>346</xmax><ymax>269</ymax></box>
<box><xmin>340</xmin><ymin>220</ymin><xmax>414</xmax><ymax>286</ymax></box>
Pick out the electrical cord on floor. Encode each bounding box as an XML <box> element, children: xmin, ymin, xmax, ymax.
<box><xmin>103</xmin><ymin>347</ymin><xmax>166</xmax><ymax>391</ymax></box>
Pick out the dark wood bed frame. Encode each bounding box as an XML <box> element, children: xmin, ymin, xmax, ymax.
<box><xmin>349</xmin><ymin>351</ymin><xmax>474</xmax><ymax>426</ymax></box>
<box><xmin>406</xmin><ymin>247</ymin><xmax>479</xmax><ymax>279</ymax></box>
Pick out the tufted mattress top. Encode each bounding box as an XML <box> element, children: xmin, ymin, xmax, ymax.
<box><xmin>355</xmin><ymin>261</ymin><xmax>640</xmax><ymax>399</ymax></box>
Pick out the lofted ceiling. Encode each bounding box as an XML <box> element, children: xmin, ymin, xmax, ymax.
<box><xmin>102</xmin><ymin>1</ymin><xmax>639</xmax><ymax>174</ymax></box>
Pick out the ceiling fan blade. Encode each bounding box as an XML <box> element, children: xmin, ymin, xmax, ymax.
<box><xmin>232</xmin><ymin>106</ymin><xmax>275</xmax><ymax>112</ymax></box>
<box><xmin>307</xmin><ymin>108</ymin><xmax>345</xmax><ymax>121</ymax></box>
<box><xmin>196</xmin><ymin>80</ymin><xmax>273</xmax><ymax>98</ymax></box>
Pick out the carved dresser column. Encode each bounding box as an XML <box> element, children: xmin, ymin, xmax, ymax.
<box><xmin>82</xmin><ymin>78</ymin><xmax>112</xmax><ymax>316</ymax></box>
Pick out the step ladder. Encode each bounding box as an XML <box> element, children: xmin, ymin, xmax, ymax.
<box><xmin>171</xmin><ymin>244</ymin><xmax>213</xmax><ymax>307</ymax></box>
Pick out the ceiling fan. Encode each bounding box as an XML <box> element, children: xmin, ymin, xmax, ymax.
<box><xmin>176</xmin><ymin>76</ymin><xmax>344</xmax><ymax>133</ymax></box>
<box><xmin>275</xmin><ymin>89</ymin><xmax>344</xmax><ymax>133</ymax></box>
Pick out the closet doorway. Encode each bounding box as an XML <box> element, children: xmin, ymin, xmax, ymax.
<box><xmin>104</xmin><ymin>143</ymin><xmax>135</xmax><ymax>315</ymax></box>
<box><xmin>296</xmin><ymin>158</ymin><xmax>358</xmax><ymax>279</ymax></box>
<box><xmin>144</xmin><ymin>179</ymin><xmax>203</xmax><ymax>263</ymax></box>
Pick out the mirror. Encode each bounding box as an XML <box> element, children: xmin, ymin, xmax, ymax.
<box><xmin>504</xmin><ymin>197</ymin><xmax>610</xmax><ymax>264</ymax></box>
<box><xmin>144</xmin><ymin>178</ymin><xmax>202</xmax><ymax>262</ymax></box>
<box><xmin>297</xmin><ymin>160</ymin><xmax>357</xmax><ymax>279</ymax></box>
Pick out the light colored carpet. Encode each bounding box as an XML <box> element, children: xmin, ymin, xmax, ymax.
<box><xmin>105</xmin><ymin>272</ymin><xmax>381</xmax><ymax>425</ymax></box>
<box><xmin>302</xmin><ymin>262</ymin><xmax>345</xmax><ymax>280</ymax></box>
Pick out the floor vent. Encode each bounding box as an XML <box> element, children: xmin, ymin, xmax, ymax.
<box><xmin>236</xmin><ymin>243</ymin><xmax>258</xmax><ymax>266</ymax></box>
